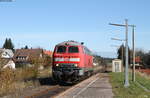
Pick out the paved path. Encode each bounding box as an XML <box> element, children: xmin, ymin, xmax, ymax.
<box><xmin>55</xmin><ymin>73</ymin><xmax>114</xmax><ymax>98</ymax></box>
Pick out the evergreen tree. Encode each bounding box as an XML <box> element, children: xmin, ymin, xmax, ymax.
<box><xmin>136</xmin><ymin>50</ymin><xmax>150</xmax><ymax>68</ymax></box>
<box><xmin>2</xmin><ymin>38</ymin><xmax>14</xmax><ymax>51</ymax></box>
<box><xmin>117</xmin><ymin>44</ymin><xmax>132</xmax><ymax>65</ymax></box>
<box><xmin>24</xmin><ymin>45</ymin><xmax>28</xmax><ymax>49</ymax></box>
<box><xmin>3</xmin><ymin>38</ymin><xmax>8</xmax><ymax>49</ymax></box>
<box><xmin>117</xmin><ymin>44</ymin><xmax>125</xmax><ymax>60</ymax></box>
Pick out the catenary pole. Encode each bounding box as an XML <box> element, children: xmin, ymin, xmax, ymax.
<box><xmin>124</xmin><ymin>19</ymin><xmax>129</xmax><ymax>87</ymax></box>
<box><xmin>132</xmin><ymin>26</ymin><xmax>135</xmax><ymax>82</ymax></box>
<box><xmin>110</xmin><ymin>23</ymin><xmax>136</xmax><ymax>82</ymax></box>
<box><xmin>109</xmin><ymin>19</ymin><xmax>135</xmax><ymax>87</ymax></box>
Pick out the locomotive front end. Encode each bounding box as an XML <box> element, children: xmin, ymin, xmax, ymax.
<box><xmin>52</xmin><ymin>42</ymin><xmax>84</xmax><ymax>83</ymax></box>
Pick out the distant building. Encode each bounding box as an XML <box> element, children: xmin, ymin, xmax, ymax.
<box><xmin>0</xmin><ymin>59</ymin><xmax>15</xmax><ymax>69</ymax></box>
<box><xmin>135</xmin><ymin>56</ymin><xmax>141</xmax><ymax>63</ymax></box>
<box><xmin>112</xmin><ymin>59</ymin><xmax>122</xmax><ymax>72</ymax></box>
<box><xmin>130</xmin><ymin>56</ymin><xmax>143</xmax><ymax>69</ymax></box>
<box><xmin>0</xmin><ymin>49</ymin><xmax>14</xmax><ymax>59</ymax></box>
<box><xmin>0</xmin><ymin>49</ymin><xmax>15</xmax><ymax>69</ymax></box>
<box><xmin>3</xmin><ymin>59</ymin><xmax>15</xmax><ymax>69</ymax></box>
<box><xmin>13</xmin><ymin>49</ymin><xmax>43</xmax><ymax>65</ymax></box>
<box><xmin>43</xmin><ymin>50</ymin><xmax>53</xmax><ymax>57</ymax></box>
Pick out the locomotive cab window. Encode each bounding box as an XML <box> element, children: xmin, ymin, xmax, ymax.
<box><xmin>57</xmin><ymin>46</ymin><xmax>66</xmax><ymax>53</ymax></box>
<box><xmin>68</xmin><ymin>46</ymin><xmax>79</xmax><ymax>53</ymax></box>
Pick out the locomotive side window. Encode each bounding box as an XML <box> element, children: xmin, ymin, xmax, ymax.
<box><xmin>84</xmin><ymin>47</ymin><xmax>92</xmax><ymax>55</ymax></box>
<box><xmin>68</xmin><ymin>46</ymin><xmax>79</xmax><ymax>53</ymax></box>
<box><xmin>57</xmin><ymin>46</ymin><xmax>66</xmax><ymax>53</ymax></box>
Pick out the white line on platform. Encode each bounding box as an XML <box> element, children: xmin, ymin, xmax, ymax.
<box><xmin>73</xmin><ymin>77</ymin><xmax>99</xmax><ymax>98</ymax></box>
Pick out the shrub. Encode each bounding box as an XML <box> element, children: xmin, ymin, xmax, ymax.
<box><xmin>0</xmin><ymin>65</ymin><xmax>40</xmax><ymax>96</ymax></box>
<box><xmin>0</xmin><ymin>68</ymin><xmax>16</xmax><ymax>96</ymax></box>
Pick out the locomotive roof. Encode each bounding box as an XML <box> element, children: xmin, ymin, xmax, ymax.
<box><xmin>56</xmin><ymin>40</ymin><xmax>94</xmax><ymax>55</ymax></box>
<box><xmin>56</xmin><ymin>41</ymin><xmax>83</xmax><ymax>46</ymax></box>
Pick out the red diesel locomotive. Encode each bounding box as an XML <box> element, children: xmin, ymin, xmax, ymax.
<box><xmin>52</xmin><ymin>41</ymin><xmax>93</xmax><ymax>82</ymax></box>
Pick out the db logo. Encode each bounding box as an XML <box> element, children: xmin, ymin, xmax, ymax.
<box><xmin>64</xmin><ymin>58</ymin><xmax>69</xmax><ymax>61</ymax></box>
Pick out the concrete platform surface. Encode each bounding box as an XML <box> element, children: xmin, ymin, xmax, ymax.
<box><xmin>55</xmin><ymin>73</ymin><xmax>114</xmax><ymax>98</ymax></box>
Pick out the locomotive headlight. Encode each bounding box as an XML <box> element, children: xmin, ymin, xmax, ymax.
<box><xmin>56</xmin><ymin>64</ymin><xmax>59</xmax><ymax>66</ymax></box>
<box><xmin>74</xmin><ymin>64</ymin><xmax>78</xmax><ymax>67</ymax></box>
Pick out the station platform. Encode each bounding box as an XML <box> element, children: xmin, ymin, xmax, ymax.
<box><xmin>54</xmin><ymin>73</ymin><xmax>114</xmax><ymax>98</ymax></box>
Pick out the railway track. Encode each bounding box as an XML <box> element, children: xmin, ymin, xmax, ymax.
<box><xmin>24</xmin><ymin>73</ymin><xmax>102</xmax><ymax>97</ymax></box>
<box><xmin>23</xmin><ymin>78</ymin><xmax>73</xmax><ymax>98</ymax></box>
<box><xmin>25</xmin><ymin>85</ymin><xmax>71</xmax><ymax>98</ymax></box>
<box><xmin>25</xmin><ymin>78</ymin><xmax>84</xmax><ymax>98</ymax></box>
<box><xmin>24</xmin><ymin>67</ymin><xmax>103</xmax><ymax>98</ymax></box>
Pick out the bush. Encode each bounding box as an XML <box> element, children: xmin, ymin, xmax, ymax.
<box><xmin>15</xmin><ymin>66</ymin><xmax>39</xmax><ymax>81</ymax></box>
<box><xmin>0</xmin><ymin>66</ymin><xmax>40</xmax><ymax>96</ymax></box>
<box><xmin>0</xmin><ymin>68</ymin><xmax>16</xmax><ymax>96</ymax></box>
<box><xmin>0</xmin><ymin>56</ymin><xmax>49</xmax><ymax>96</ymax></box>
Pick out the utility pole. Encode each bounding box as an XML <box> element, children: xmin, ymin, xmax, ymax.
<box><xmin>132</xmin><ymin>26</ymin><xmax>136</xmax><ymax>82</ymax></box>
<box><xmin>121</xmin><ymin>44</ymin><xmax>124</xmax><ymax>70</ymax></box>
<box><xmin>124</xmin><ymin>19</ymin><xmax>129</xmax><ymax>87</ymax></box>
<box><xmin>109</xmin><ymin>19</ymin><xmax>130</xmax><ymax>87</ymax></box>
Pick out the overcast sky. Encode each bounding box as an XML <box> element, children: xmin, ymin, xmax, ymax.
<box><xmin>0</xmin><ymin>0</ymin><xmax>150</xmax><ymax>57</ymax></box>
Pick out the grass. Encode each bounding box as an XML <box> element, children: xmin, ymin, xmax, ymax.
<box><xmin>136</xmin><ymin>72</ymin><xmax>150</xmax><ymax>90</ymax></box>
<box><xmin>109</xmin><ymin>72</ymin><xmax>150</xmax><ymax>98</ymax></box>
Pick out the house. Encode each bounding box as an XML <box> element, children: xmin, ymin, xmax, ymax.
<box><xmin>0</xmin><ymin>58</ymin><xmax>15</xmax><ymax>69</ymax></box>
<box><xmin>0</xmin><ymin>49</ymin><xmax>14</xmax><ymax>59</ymax></box>
<box><xmin>13</xmin><ymin>48</ymin><xmax>44</xmax><ymax>65</ymax></box>
<box><xmin>43</xmin><ymin>50</ymin><xmax>53</xmax><ymax>57</ymax></box>
<box><xmin>43</xmin><ymin>50</ymin><xmax>53</xmax><ymax>67</ymax></box>
<box><xmin>135</xmin><ymin>56</ymin><xmax>142</xmax><ymax>63</ymax></box>
<box><xmin>2</xmin><ymin>59</ymin><xmax>15</xmax><ymax>69</ymax></box>
<box><xmin>112</xmin><ymin>59</ymin><xmax>122</xmax><ymax>72</ymax></box>
<box><xmin>0</xmin><ymin>49</ymin><xmax>15</xmax><ymax>69</ymax></box>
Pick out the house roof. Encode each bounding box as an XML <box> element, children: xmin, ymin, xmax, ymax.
<box><xmin>0</xmin><ymin>49</ymin><xmax>14</xmax><ymax>58</ymax></box>
<box><xmin>13</xmin><ymin>49</ymin><xmax>43</xmax><ymax>62</ymax></box>
<box><xmin>43</xmin><ymin>50</ymin><xmax>53</xmax><ymax>56</ymax></box>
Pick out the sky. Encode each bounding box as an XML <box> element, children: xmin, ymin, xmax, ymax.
<box><xmin>0</xmin><ymin>0</ymin><xmax>150</xmax><ymax>57</ymax></box>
